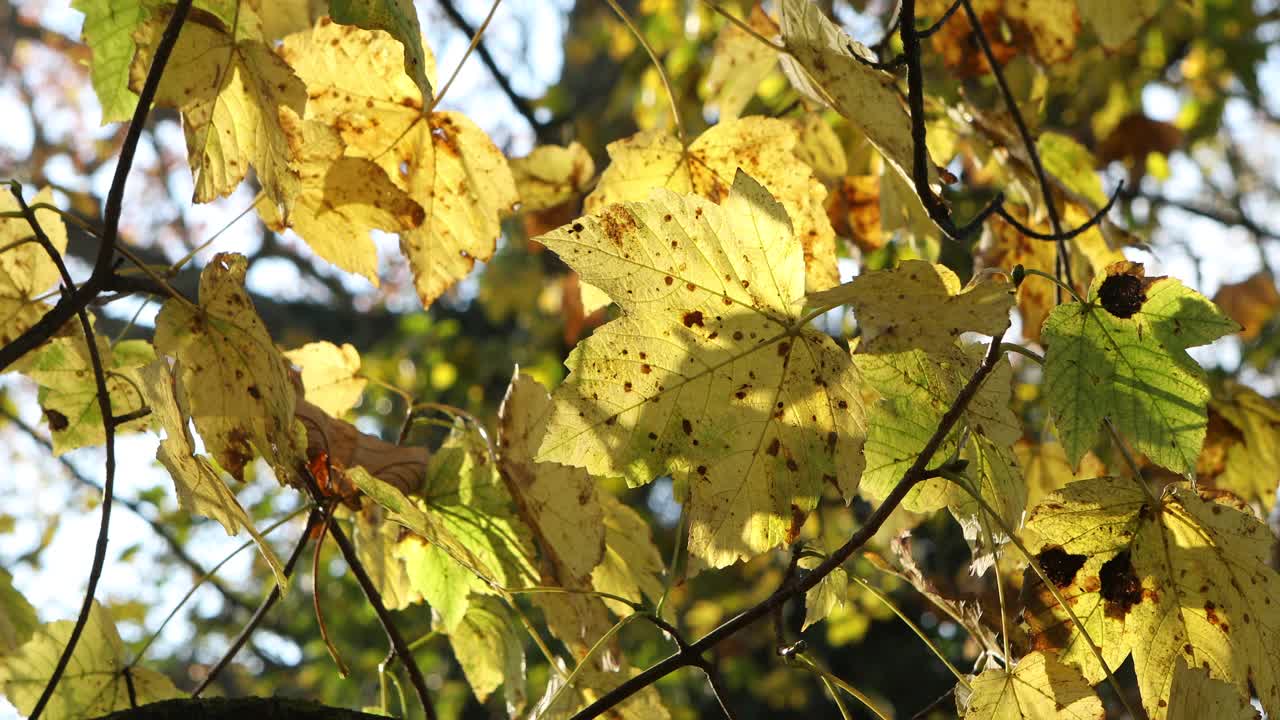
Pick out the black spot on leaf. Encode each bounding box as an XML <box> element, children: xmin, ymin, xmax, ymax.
<box><xmin>1099</xmin><ymin>550</ymin><xmax>1143</xmax><ymax>618</ymax></box>
<box><xmin>1098</xmin><ymin>273</ymin><xmax>1146</xmax><ymax>318</ymax></box>
<box><xmin>1037</xmin><ymin>546</ymin><xmax>1087</xmax><ymax>588</ymax></box>
<box><xmin>682</xmin><ymin>311</ymin><xmax>704</xmax><ymax>328</ymax></box>
<box><xmin>44</xmin><ymin>408</ymin><xmax>68</xmax><ymax>432</ymax></box>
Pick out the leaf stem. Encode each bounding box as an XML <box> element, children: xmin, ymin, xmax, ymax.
<box><xmin>999</xmin><ymin>342</ymin><xmax>1044</xmax><ymax>365</ymax></box>
<box><xmin>429</xmin><ymin>0</ymin><xmax>504</xmax><ymax>113</ymax></box>
<box><xmin>793</xmin><ymin>654</ymin><xmax>892</xmax><ymax>720</ymax></box>
<box><xmin>1021</xmin><ymin>268</ymin><xmax>1084</xmax><ymax>304</ymax></box>
<box><xmin>701</xmin><ymin>0</ymin><xmax>786</xmax><ymax>52</ymax></box>
<box><xmin>604</xmin><ymin>0</ymin><xmax>685</xmax><ymax>146</ymax></box>
<box><xmin>1105</xmin><ymin>419</ymin><xmax>1160</xmax><ymax>504</ymax></box>
<box><xmin>537</xmin><ymin>614</ymin><xmax>641</xmax><ymax>719</ymax></box>
<box><xmin>851</xmin><ymin>576</ymin><xmax>971</xmax><ymax>688</ymax></box>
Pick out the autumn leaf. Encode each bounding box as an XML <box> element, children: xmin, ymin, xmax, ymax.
<box><xmin>0</xmin><ymin>603</ymin><xmax>181</xmax><ymax>717</ymax></box>
<box><xmin>962</xmin><ymin>651</ymin><xmax>1103</xmax><ymax>720</ymax></box>
<box><xmin>813</xmin><ymin>260</ymin><xmax>1014</xmax><ymax>358</ymax></box>
<box><xmin>17</xmin><ymin>335</ymin><xmax>154</xmax><ymax>454</ymax></box>
<box><xmin>154</xmin><ymin>253</ymin><xmax>302</xmax><ymax>481</ymax></box>
<box><xmin>1213</xmin><ymin>272</ymin><xmax>1279</xmax><ymax>341</ymax></box>
<box><xmin>779</xmin><ymin>0</ymin><xmax>939</xmax><ymax>189</ymax></box>
<box><xmin>1042</xmin><ymin>261</ymin><xmax>1238</xmax><ymax>476</ymax></box>
<box><xmin>511</xmin><ymin>143</ymin><xmax>596</xmax><ymax>213</ymax></box>
<box><xmin>444</xmin><ymin>597</ymin><xmax>526</xmax><ymax>712</ymax></box>
<box><xmin>584</xmin><ymin>118</ymin><xmax>839</xmax><ymax>292</ymax></box>
<box><xmin>538</xmin><ymin>172</ymin><xmax>867</xmax><ymax>568</ymax></box>
<box><xmin>285</xmin><ymin>341</ymin><xmax>367</xmax><ymax>417</ymax></box>
<box><xmin>328</xmin><ymin>0</ymin><xmax>434</xmax><ymax>101</ymax></box>
<box><xmin>132</xmin><ymin>6</ymin><xmax>307</xmax><ymax>207</ymax></box>
<box><xmin>141</xmin><ymin>360</ymin><xmax>287</xmax><ymax>588</ymax></box>
<box><xmin>256</xmin><ymin>107</ymin><xmax>424</xmax><ymax>284</ymax></box>
<box><xmin>1022</xmin><ymin>477</ymin><xmax>1280</xmax><ymax>718</ymax></box>
<box><xmin>0</xmin><ymin>569</ymin><xmax>37</xmax><ymax>656</ymax></box>
<box><xmin>353</xmin><ymin>502</ymin><xmax>419</xmax><ymax>611</ymax></box>
<box><xmin>800</xmin><ymin>554</ymin><xmax>848</xmax><ymax>630</ymax></box>
<box><xmin>701</xmin><ymin>4</ymin><xmax>780</xmax><ymax>122</ymax></box>
<box><xmin>1167</xmin><ymin>658</ymin><xmax>1260</xmax><ymax>720</ymax></box>
<box><xmin>281</xmin><ymin>18</ymin><xmax>517</xmax><ymax>308</ymax></box>
<box><xmin>1200</xmin><ymin>382</ymin><xmax>1280</xmax><ymax>510</ymax></box>
<box><xmin>0</xmin><ymin>187</ymin><xmax>67</xmax><ymax>348</ymax></box>
<box><xmin>1014</xmin><ymin>437</ymin><xmax>1107</xmax><ymax>510</ymax></box>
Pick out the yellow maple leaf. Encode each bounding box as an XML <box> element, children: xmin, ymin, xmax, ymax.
<box><xmin>0</xmin><ymin>187</ymin><xmax>66</xmax><ymax>347</ymax></box>
<box><xmin>585</xmin><ymin>118</ymin><xmax>839</xmax><ymax>291</ymax></box>
<box><xmin>537</xmin><ymin>172</ymin><xmax>867</xmax><ymax>568</ymax></box>
<box><xmin>284</xmin><ymin>340</ymin><xmax>367</xmax><ymax>418</ymax></box>
<box><xmin>140</xmin><ymin>360</ymin><xmax>287</xmax><ymax>588</ymax></box>
<box><xmin>701</xmin><ymin>4</ymin><xmax>780</xmax><ymax>122</ymax></box>
<box><xmin>280</xmin><ymin>19</ymin><xmax>517</xmax><ymax>308</ymax></box>
<box><xmin>811</xmin><ymin>260</ymin><xmax>1013</xmax><ymax>357</ymax></box>
<box><xmin>780</xmin><ymin>0</ymin><xmax>939</xmax><ymax>189</ymax></box>
<box><xmin>1023</xmin><ymin>478</ymin><xmax>1280</xmax><ymax>719</ymax></box>
<box><xmin>257</xmin><ymin>107</ymin><xmax>424</xmax><ymax>284</ymax></box>
<box><xmin>511</xmin><ymin>142</ymin><xmax>596</xmax><ymax>213</ymax></box>
<box><xmin>154</xmin><ymin>253</ymin><xmax>301</xmax><ymax>482</ymax></box>
<box><xmin>131</xmin><ymin>7</ymin><xmax>306</xmax><ymax>207</ymax></box>
<box><xmin>962</xmin><ymin>651</ymin><xmax>1103</xmax><ymax>719</ymax></box>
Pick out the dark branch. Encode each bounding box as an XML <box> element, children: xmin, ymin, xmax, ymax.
<box><xmin>993</xmin><ymin>181</ymin><xmax>1124</xmax><ymax>241</ymax></box>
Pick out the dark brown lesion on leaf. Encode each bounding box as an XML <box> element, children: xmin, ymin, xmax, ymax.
<box><xmin>1037</xmin><ymin>545</ymin><xmax>1087</xmax><ymax>588</ymax></box>
<box><xmin>682</xmin><ymin>311</ymin><xmax>704</xmax><ymax>328</ymax></box>
<box><xmin>1098</xmin><ymin>261</ymin><xmax>1164</xmax><ymax>319</ymax></box>
<box><xmin>1099</xmin><ymin>549</ymin><xmax>1143</xmax><ymax>618</ymax></box>
<box><xmin>44</xmin><ymin>408</ymin><xmax>68</xmax><ymax>432</ymax></box>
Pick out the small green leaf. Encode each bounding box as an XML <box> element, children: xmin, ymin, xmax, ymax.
<box><xmin>443</xmin><ymin>597</ymin><xmax>526</xmax><ymax>713</ymax></box>
<box><xmin>1043</xmin><ymin>262</ymin><xmax>1238</xmax><ymax>476</ymax></box>
<box><xmin>0</xmin><ymin>569</ymin><xmax>37</xmax><ymax>656</ymax></box>
<box><xmin>72</xmin><ymin>0</ymin><xmax>148</xmax><ymax>123</ymax></box>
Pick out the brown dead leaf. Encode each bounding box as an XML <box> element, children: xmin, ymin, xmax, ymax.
<box><xmin>1213</xmin><ymin>272</ymin><xmax>1279</xmax><ymax>341</ymax></box>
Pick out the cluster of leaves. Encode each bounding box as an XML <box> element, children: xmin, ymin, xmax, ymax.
<box><xmin>1</xmin><ymin>0</ymin><xmax>1279</xmax><ymax>719</ymax></box>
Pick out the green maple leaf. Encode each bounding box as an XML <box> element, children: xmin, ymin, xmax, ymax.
<box><xmin>536</xmin><ymin>172</ymin><xmax>868</xmax><ymax>569</ymax></box>
<box><xmin>1043</xmin><ymin>261</ymin><xmax>1238</xmax><ymax>476</ymax></box>
<box><xmin>1023</xmin><ymin>477</ymin><xmax>1280</xmax><ymax>719</ymax></box>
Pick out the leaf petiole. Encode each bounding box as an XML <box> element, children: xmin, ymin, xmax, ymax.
<box><xmin>1021</xmin><ymin>267</ymin><xmax>1084</xmax><ymax>304</ymax></box>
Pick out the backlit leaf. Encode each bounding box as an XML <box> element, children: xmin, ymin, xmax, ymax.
<box><xmin>538</xmin><ymin>172</ymin><xmax>867</xmax><ymax>568</ymax></box>
<box><xmin>1042</xmin><ymin>261</ymin><xmax>1238</xmax><ymax>476</ymax></box>
<box><xmin>1167</xmin><ymin>658</ymin><xmax>1260</xmax><ymax>720</ymax></box>
<box><xmin>257</xmin><ymin>107</ymin><xmax>424</xmax><ymax>284</ymax></box>
<box><xmin>445</xmin><ymin>596</ymin><xmax>526</xmax><ymax>712</ymax></box>
<box><xmin>1201</xmin><ymin>382</ymin><xmax>1280</xmax><ymax>510</ymax></box>
<box><xmin>701</xmin><ymin>4</ymin><xmax>780</xmax><ymax>122</ymax></box>
<box><xmin>0</xmin><ymin>602</ymin><xmax>181</xmax><ymax>717</ymax></box>
<box><xmin>962</xmin><ymin>651</ymin><xmax>1103</xmax><ymax>720</ymax></box>
<box><xmin>1077</xmin><ymin>0</ymin><xmax>1159</xmax><ymax>50</ymax></box>
<box><xmin>780</xmin><ymin>0</ymin><xmax>939</xmax><ymax>188</ymax></box>
<box><xmin>281</xmin><ymin>19</ymin><xmax>517</xmax><ymax>308</ymax></box>
<box><xmin>18</xmin><ymin>335</ymin><xmax>154</xmax><ymax>453</ymax></box>
<box><xmin>0</xmin><ymin>187</ymin><xmax>67</xmax><ymax>348</ymax></box>
<box><xmin>328</xmin><ymin>0</ymin><xmax>433</xmax><ymax>101</ymax></box>
<box><xmin>1022</xmin><ymin>477</ymin><xmax>1280</xmax><ymax>718</ymax></box>
<box><xmin>141</xmin><ymin>360</ymin><xmax>287</xmax><ymax>588</ymax></box>
<box><xmin>154</xmin><ymin>253</ymin><xmax>302</xmax><ymax>481</ymax></box>
<box><xmin>511</xmin><ymin>143</ymin><xmax>597</xmax><ymax>213</ymax></box>
<box><xmin>285</xmin><ymin>340</ymin><xmax>367</xmax><ymax>418</ymax></box>
<box><xmin>132</xmin><ymin>6</ymin><xmax>307</xmax><ymax>206</ymax></box>
<box><xmin>72</xmin><ymin>0</ymin><xmax>146</xmax><ymax>123</ymax></box>
<box><xmin>584</xmin><ymin>118</ymin><xmax>839</xmax><ymax>292</ymax></box>
<box><xmin>0</xmin><ymin>569</ymin><xmax>36</xmax><ymax>656</ymax></box>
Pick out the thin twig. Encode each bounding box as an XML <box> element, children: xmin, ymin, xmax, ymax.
<box><xmin>959</xmin><ymin>0</ymin><xmax>1073</xmax><ymax>289</ymax></box>
<box><xmin>569</xmin><ymin>333</ymin><xmax>1008</xmax><ymax>719</ymax></box>
<box><xmin>300</xmin><ymin>472</ymin><xmax>437</xmax><ymax>720</ymax></box>
<box><xmin>191</xmin><ymin>510</ymin><xmax>321</xmax><ymax>697</ymax></box>
<box><xmin>13</xmin><ymin>188</ymin><xmax>118</xmax><ymax>720</ymax></box>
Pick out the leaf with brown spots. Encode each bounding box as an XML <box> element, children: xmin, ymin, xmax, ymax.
<box><xmin>537</xmin><ymin>172</ymin><xmax>867</xmax><ymax>568</ymax></box>
<box><xmin>131</xmin><ymin>6</ymin><xmax>306</xmax><ymax>207</ymax></box>
<box><xmin>1043</xmin><ymin>261</ymin><xmax>1238</xmax><ymax>476</ymax></box>
<box><xmin>1200</xmin><ymin>382</ymin><xmax>1280</xmax><ymax>510</ymax></box>
<box><xmin>1022</xmin><ymin>477</ymin><xmax>1280</xmax><ymax>719</ymax></box>
<box><xmin>327</xmin><ymin>0</ymin><xmax>434</xmax><ymax>101</ymax></box>
<box><xmin>280</xmin><ymin>19</ymin><xmax>516</xmax><ymax>308</ymax></box>
<box><xmin>701</xmin><ymin>3</ymin><xmax>781</xmax><ymax>122</ymax></box>
<box><xmin>812</xmin><ymin>259</ymin><xmax>1013</xmax><ymax>361</ymax></box>
<box><xmin>256</xmin><ymin>107</ymin><xmax>423</xmax><ymax>284</ymax></box>
<box><xmin>584</xmin><ymin>117</ymin><xmax>839</xmax><ymax>292</ymax></box>
<box><xmin>139</xmin><ymin>360</ymin><xmax>287</xmax><ymax>589</ymax></box>
<box><xmin>16</xmin><ymin>335</ymin><xmax>154</xmax><ymax>454</ymax></box>
<box><xmin>511</xmin><ymin>142</ymin><xmax>596</xmax><ymax>213</ymax></box>
<box><xmin>153</xmin><ymin>253</ymin><xmax>303</xmax><ymax>482</ymax></box>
